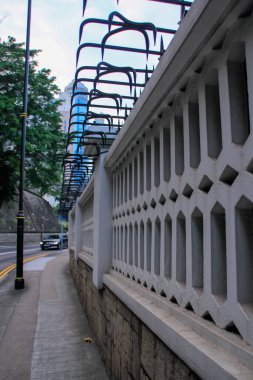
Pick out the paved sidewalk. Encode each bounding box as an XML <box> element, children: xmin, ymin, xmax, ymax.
<box><xmin>0</xmin><ymin>254</ymin><xmax>109</xmax><ymax>380</ymax></box>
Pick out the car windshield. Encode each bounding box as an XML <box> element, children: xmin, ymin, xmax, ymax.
<box><xmin>44</xmin><ymin>234</ymin><xmax>60</xmax><ymax>240</ymax></box>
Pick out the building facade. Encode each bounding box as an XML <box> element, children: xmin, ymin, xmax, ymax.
<box><xmin>58</xmin><ymin>80</ymin><xmax>88</xmax><ymax>153</ymax></box>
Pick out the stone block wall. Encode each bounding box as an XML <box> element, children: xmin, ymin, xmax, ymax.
<box><xmin>0</xmin><ymin>233</ymin><xmax>41</xmax><ymax>244</ymax></box>
<box><xmin>70</xmin><ymin>251</ymin><xmax>200</xmax><ymax>380</ymax></box>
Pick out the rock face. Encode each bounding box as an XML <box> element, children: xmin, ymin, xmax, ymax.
<box><xmin>0</xmin><ymin>190</ymin><xmax>60</xmax><ymax>233</ymax></box>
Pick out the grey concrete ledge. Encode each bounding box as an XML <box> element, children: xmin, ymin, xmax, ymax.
<box><xmin>79</xmin><ymin>252</ymin><xmax>93</xmax><ymax>269</ymax></box>
<box><xmin>103</xmin><ymin>271</ymin><xmax>253</xmax><ymax>380</ymax></box>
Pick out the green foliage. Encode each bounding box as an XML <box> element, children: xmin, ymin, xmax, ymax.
<box><xmin>0</xmin><ymin>36</ymin><xmax>64</xmax><ymax>204</ymax></box>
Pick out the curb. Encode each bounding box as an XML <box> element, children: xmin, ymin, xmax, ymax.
<box><xmin>0</xmin><ymin>254</ymin><xmax>48</xmax><ymax>281</ymax></box>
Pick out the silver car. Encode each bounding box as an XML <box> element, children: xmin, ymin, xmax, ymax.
<box><xmin>40</xmin><ymin>234</ymin><xmax>68</xmax><ymax>250</ymax></box>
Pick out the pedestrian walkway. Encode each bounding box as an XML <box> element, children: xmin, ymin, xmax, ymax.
<box><xmin>0</xmin><ymin>253</ymin><xmax>109</xmax><ymax>380</ymax></box>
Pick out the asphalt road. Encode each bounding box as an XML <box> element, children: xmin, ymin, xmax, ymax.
<box><xmin>0</xmin><ymin>243</ymin><xmax>59</xmax><ymax>272</ymax></box>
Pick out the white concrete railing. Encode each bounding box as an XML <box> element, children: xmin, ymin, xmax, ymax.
<box><xmin>68</xmin><ymin>208</ymin><xmax>75</xmax><ymax>251</ymax></box>
<box><xmin>71</xmin><ymin>177</ymin><xmax>94</xmax><ymax>265</ymax></box>
<box><xmin>104</xmin><ymin>0</ymin><xmax>253</xmax><ymax>347</ymax></box>
<box><xmin>69</xmin><ymin>0</ymin><xmax>253</xmax><ymax>376</ymax></box>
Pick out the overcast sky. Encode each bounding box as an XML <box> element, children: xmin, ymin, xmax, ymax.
<box><xmin>0</xmin><ymin>0</ymin><xmax>190</xmax><ymax>92</ymax></box>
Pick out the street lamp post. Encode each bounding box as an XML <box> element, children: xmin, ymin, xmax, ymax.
<box><xmin>15</xmin><ymin>0</ymin><xmax>32</xmax><ymax>290</ymax></box>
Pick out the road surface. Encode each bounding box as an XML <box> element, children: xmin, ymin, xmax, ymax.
<box><xmin>0</xmin><ymin>243</ymin><xmax>59</xmax><ymax>273</ymax></box>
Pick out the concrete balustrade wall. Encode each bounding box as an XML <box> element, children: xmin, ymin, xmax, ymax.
<box><xmin>69</xmin><ymin>177</ymin><xmax>94</xmax><ymax>266</ymax></box>
<box><xmin>69</xmin><ymin>0</ymin><xmax>253</xmax><ymax>378</ymax></box>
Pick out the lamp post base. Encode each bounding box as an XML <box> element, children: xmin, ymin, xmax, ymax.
<box><xmin>15</xmin><ymin>277</ymin><xmax>25</xmax><ymax>289</ymax></box>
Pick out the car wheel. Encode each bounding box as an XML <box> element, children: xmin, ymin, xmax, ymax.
<box><xmin>41</xmin><ymin>246</ymin><xmax>45</xmax><ymax>250</ymax></box>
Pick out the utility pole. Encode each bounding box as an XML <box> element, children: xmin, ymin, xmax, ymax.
<box><xmin>15</xmin><ymin>0</ymin><xmax>32</xmax><ymax>290</ymax></box>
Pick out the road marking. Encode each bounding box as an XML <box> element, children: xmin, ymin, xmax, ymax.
<box><xmin>0</xmin><ymin>254</ymin><xmax>48</xmax><ymax>280</ymax></box>
<box><xmin>0</xmin><ymin>248</ymin><xmax>39</xmax><ymax>256</ymax></box>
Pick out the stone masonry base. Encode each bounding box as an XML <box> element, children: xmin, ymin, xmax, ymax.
<box><xmin>69</xmin><ymin>251</ymin><xmax>200</xmax><ymax>380</ymax></box>
<box><xmin>0</xmin><ymin>233</ymin><xmax>41</xmax><ymax>245</ymax></box>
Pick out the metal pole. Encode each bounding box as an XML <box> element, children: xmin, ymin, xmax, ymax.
<box><xmin>180</xmin><ymin>5</ymin><xmax>186</xmax><ymax>20</ymax></box>
<box><xmin>15</xmin><ymin>0</ymin><xmax>32</xmax><ymax>290</ymax></box>
<box><xmin>60</xmin><ymin>214</ymin><xmax>63</xmax><ymax>254</ymax></box>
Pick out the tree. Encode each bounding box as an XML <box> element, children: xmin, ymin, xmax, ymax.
<box><xmin>0</xmin><ymin>36</ymin><xmax>64</xmax><ymax>206</ymax></box>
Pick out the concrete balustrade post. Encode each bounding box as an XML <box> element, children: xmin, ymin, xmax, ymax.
<box><xmin>75</xmin><ymin>199</ymin><xmax>82</xmax><ymax>258</ymax></box>
<box><xmin>93</xmin><ymin>154</ymin><xmax>113</xmax><ymax>289</ymax></box>
<box><xmin>68</xmin><ymin>208</ymin><xmax>75</xmax><ymax>251</ymax></box>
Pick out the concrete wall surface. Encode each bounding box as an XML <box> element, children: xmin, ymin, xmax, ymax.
<box><xmin>69</xmin><ymin>0</ymin><xmax>253</xmax><ymax>378</ymax></box>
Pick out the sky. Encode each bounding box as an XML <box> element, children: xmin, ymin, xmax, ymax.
<box><xmin>0</xmin><ymin>0</ymin><xmax>83</xmax><ymax>92</ymax></box>
<box><xmin>0</xmin><ymin>0</ymin><xmax>190</xmax><ymax>92</ymax></box>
